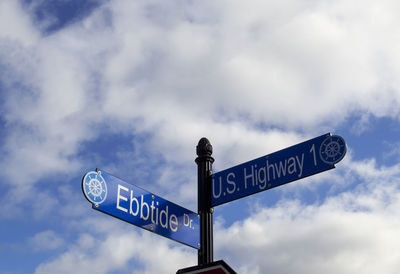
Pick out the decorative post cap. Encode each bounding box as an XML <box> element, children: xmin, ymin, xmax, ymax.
<box><xmin>197</xmin><ymin>137</ymin><xmax>212</xmax><ymax>156</ymax></box>
<box><xmin>196</xmin><ymin>137</ymin><xmax>214</xmax><ymax>163</ymax></box>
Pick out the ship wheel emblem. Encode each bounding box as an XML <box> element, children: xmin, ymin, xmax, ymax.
<box><xmin>82</xmin><ymin>171</ymin><xmax>108</xmax><ymax>206</ymax></box>
<box><xmin>319</xmin><ymin>135</ymin><xmax>347</xmax><ymax>165</ymax></box>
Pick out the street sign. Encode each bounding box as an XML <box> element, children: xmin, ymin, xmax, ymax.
<box><xmin>82</xmin><ymin>169</ymin><xmax>200</xmax><ymax>249</ymax></box>
<box><xmin>211</xmin><ymin>133</ymin><xmax>346</xmax><ymax>207</ymax></box>
<box><xmin>176</xmin><ymin>260</ymin><xmax>236</xmax><ymax>274</ymax></box>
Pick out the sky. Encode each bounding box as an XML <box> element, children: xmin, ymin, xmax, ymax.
<box><xmin>1</xmin><ymin>0</ymin><xmax>400</xmax><ymax>273</ymax></box>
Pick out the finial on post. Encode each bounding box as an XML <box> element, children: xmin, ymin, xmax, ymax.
<box><xmin>196</xmin><ymin>137</ymin><xmax>214</xmax><ymax>164</ymax></box>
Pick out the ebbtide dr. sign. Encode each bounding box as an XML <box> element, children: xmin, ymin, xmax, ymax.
<box><xmin>82</xmin><ymin>169</ymin><xmax>200</xmax><ymax>249</ymax></box>
<box><xmin>211</xmin><ymin>133</ymin><xmax>346</xmax><ymax>207</ymax></box>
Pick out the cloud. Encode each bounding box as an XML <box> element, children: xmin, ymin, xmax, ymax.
<box><xmin>29</xmin><ymin>230</ymin><xmax>65</xmax><ymax>252</ymax></box>
<box><xmin>1</xmin><ymin>0</ymin><xmax>400</xmax><ymax>193</ymax></box>
<box><xmin>0</xmin><ymin>0</ymin><xmax>39</xmax><ymax>45</ymax></box>
<box><xmin>100</xmin><ymin>0</ymin><xmax>400</xmax><ymax>128</ymax></box>
<box><xmin>34</xmin><ymin>218</ymin><xmax>196</xmax><ymax>274</ymax></box>
<box><xmin>0</xmin><ymin>2</ymin><xmax>112</xmax><ymax>196</ymax></box>
<box><xmin>1</xmin><ymin>1</ymin><xmax>400</xmax><ymax>272</ymax></box>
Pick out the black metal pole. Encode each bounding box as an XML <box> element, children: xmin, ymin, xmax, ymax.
<box><xmin>196</xmin><ymin>137</ymin><xmax>214</xmax><ymax>266</ymax></box>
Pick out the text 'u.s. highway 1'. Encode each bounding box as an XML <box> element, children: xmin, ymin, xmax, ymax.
<box><xmin>82</xmin><ymin>169</ymin><xmax>200</xmax><ymax>249</ymax></box>
<box><xmin>211</xmin><ymin>133</ymin><xmax>346</xmax><ymax>207</ymax></box>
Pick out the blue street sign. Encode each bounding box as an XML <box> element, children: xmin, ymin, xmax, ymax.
<box><xmin>82</xmin><ymin>170</ymin><xmax>200</xmax><ymax>249</ymax></box>
<box><xmin>211</xmin><ymin>133</ymin><xmax>346</xmax><ymax>207</ymax></box>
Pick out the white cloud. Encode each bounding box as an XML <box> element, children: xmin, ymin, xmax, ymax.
<box><xmin>29</xmin><ymin>230</ymin><xmax>65</xmax><ymax>251</ymax></box>
<box><xmin>34</xmin><ymin>218</ymin><xmax>196</xmax><ymax>274</ymax></box>
<box><xmin>1</xmin><ymin>1</ymin><xmax>400</xmax><ymax>272</ymax></box>
<box><xmin>2</xmin><ymin>0</ymin><xmax>400</xmax><ymax>194</ymax></box>
<box><xmin>0</xmin><ymin>3</ymin><xmax>112</xmax><ymax>193</ymax></box>
<box><xmin>0</xmin><ymin>0</ymin><xmax>39</xmax><ymax>45</ymax></box>
<box><xmin>95</xmin><ymin>0</ymin><xmax>400</xmax><ymax>171</ymax></box>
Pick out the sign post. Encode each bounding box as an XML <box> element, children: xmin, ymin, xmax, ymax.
<box><xmin>82</xmin><ymin>133</ymin><xmax>346</xmax><ymax>272</ymax></box>
<box><xmin>196</xmin><ymin>137</ymin><xmax>214</xmax><ymax>265</ymax></box>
